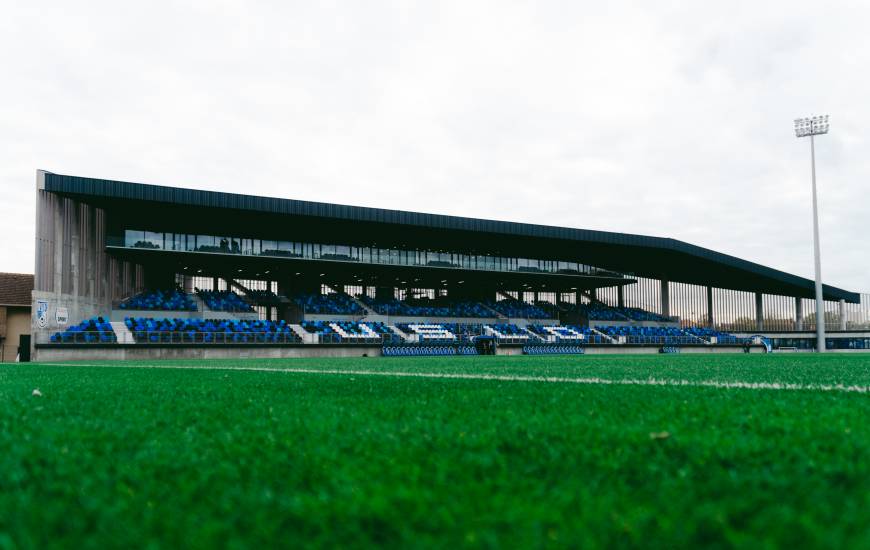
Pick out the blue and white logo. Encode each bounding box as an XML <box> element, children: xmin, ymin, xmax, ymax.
<box><xmin>36</xmin><ymin>300</ymin><xmax>49</xmax><ymax>329</ymax></box>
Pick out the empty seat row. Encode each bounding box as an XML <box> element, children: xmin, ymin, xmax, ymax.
<box><xmin>526</xmin><ymin>324</ymin><xmax>592</xmax><ymax>341</ymax></box>
<box><xmin>119</xmin><ymin>288</ymin><xmax>197</xmax><ymax>311</ymax></box>
<box><xmin>50</xmin><ymin>318</ymin><xmax>117</xmax><ymax>344</ymax></box>
<box><xmin>196</xmin><ymin>289</ymin><xmax>255</xmax><ymax>313</ymax></box>
<box><xmin>595</xmin><ymin>325</ymin><xmax>737</xmax><ymax>345</ymax></box>
<box><xmin>300</xmin><ymin>320</ymin><xmax>396</xmax><ymax>342</ymax></box>
<box><xmin>382</xmin><ymin>345</ymin><xmax>477</xmax><ymax>357</ymax></box>
<box><xmin>294</xmin><ymin>292</ymin><xmax>364</xmax><ymax>315</ymax></box>
<box><xmin>244</xmin><ymin>289</ymin><xmax>282</xmax><ymax>305</ymax></box>
<box><xmin>683</xmin><ymin>326</ymin><xmax>740</xmax><ymax>343</ymax></box>
<box><xmin>485</xmin><ymin>299</ymin><xmax>553</xmax><ymax>319</ymax></box>
<box><xmin>360</xmin><ymin>296</ymin><xmax>493</xmax><ymax>318</ymax></box>
<box><xmin>125</xmin><ymin>317</ymin><xmax>300</xmax><ymax>343</ymax></box>
<box><xmin>487</xmin><ymin>323</ymin><xmax>531</xmax><ymax>338</ymax></box>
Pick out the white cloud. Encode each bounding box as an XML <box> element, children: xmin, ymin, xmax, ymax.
<box><xmin>0</xmin><ymin>0</ymin><xmax>866</xmax><ymax>291</ymax></box>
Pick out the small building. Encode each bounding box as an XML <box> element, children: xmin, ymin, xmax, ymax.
<box><xmin>0</xmin><ymin>273</ymin><xmax>33</xmax><ymax>362</ymax></box>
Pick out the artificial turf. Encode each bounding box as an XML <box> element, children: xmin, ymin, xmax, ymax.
<box><xmin>1</xmin><ymin>354</ymin><xmax>869</xmax><ymax>548</ymax></box>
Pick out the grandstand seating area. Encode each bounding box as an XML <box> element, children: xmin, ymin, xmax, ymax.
<box><xmin>621</xmin><ymin>307</ymin><xmax>674</xmax><ymax>322</ymax></box>
<box><xmin>125</xmin><ymin>318</ymin><xmax>300</xmax><ymax>343</ymax></box>
<box><xmin>47</xmin><ymin>311</ymin><xmax>746</xmax><ymax>349</ymax></box>
<box><xmin>295</xmin><ymin>292</ymin><xmax>364</xmax><ymax>315</ymax></box>
<box><xmin>397</xmin><ymin>323</ymin><xmax>459</xmax><ymax>341</ymax></box>
<box><xmin>441</xmin><ymin>323</ymin><xmax>487</xmax><ymax>341</ymax></box>
<box><xmin>595</xmin><ymin>325</ymin><xmax>701</xmax><ymax>345</ymax></box>
<box><xmin>486</xmin><ymin>299</ymin><xmax>553</xmax><ymax>319</ymax></box>
<box><xmin>300</xmin><ymin>320</ymin><xmax>396</xmax><ymax>342</ymax></box>
<box><xmin>196</xmin><ymin>290</ymin><xmax>255</xmax><ymax>312</ymax></box>
<box><xmin>362</xmin><ymin>322</ymin><xmax>394</xmax><ymax>336</ymax></box>
<box><xmin>561</xmin><ymin>302</ymin><xmax>674</xmax><ymax>322</ymax></box>
<box><xmin>53</xmin><ymin>284</ymin><xmax>747</xmax><ymax>349</ymax></box>
<box><xmin>50</xmin><ymin>318</ymin><xmax>117</xmax><ymax>343</ymax></box>
<box><xmin>487</xmin><ymin>323</ymin><xmax>532</xmax><ymax>339</ymax></box>
<box><xmin>526</xmin><ymin>324</ymin><xmax>593</xmax><ymax>341</ymax></box>
<box><xmin>113</xmin><ymin>288</ymin><xmax>675</xmax><ymax>324</ymax></box>
<box><xmin>359</xmin><ymin>296</ymin><xmax>492</xmax><ymax>318</ymax></box>
<box><xmin>244</xmin><ymin>289</ymin><xmax>282</xmax><ymax>305</ymax></box>
<box><xmin>119</xmin><ymin>289</ymin><xmax>197</xmax><ymax>311</ymax></box>
<box><xmin>683</xmin><ymin>326</ymin><xmax>740</xmax><ymax>344</ymax></box>
<box><xmin>572</xmin><ymin>302</ymin><xmax>627</xmax><ymax>321</ymax></box>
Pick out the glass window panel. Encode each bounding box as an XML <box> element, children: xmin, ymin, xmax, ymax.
<box><xmin>261</xmin><ymin>240</ymin><xmax>277</xmax><ymax>256</ymax></box>
<box><xmin>143</xmin><ymin>231</ymin><xmax>162</xmax><ymax>249</ymax></box>
<box><xmin>196</xmin><ymin>235</ymin><xmax>218</xmax><ymax>252</ymax></box>
<box><xmin>125</xmin><ymin>230</ymin><xmax>145</xmax><ymax>248</ymax></box>
<box><xmin>168</xmin><ymin>233</ymin><xmax>185</xmax><ymax>251</ymax></box>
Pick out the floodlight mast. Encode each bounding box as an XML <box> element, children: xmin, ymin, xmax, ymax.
<box><xmin>794</xmin><ymin>115</ymin><xmax>829</xmax><ymax>352</ymax></box>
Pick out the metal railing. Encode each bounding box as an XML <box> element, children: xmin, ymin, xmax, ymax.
<box><xmin>44</xmin><ymin>331</ymin><xmax>302</xmax><ymax>345</ymax></box>
<box><xmin>316</xmin><ymin>333</ymin><xmax>394</xmax><ymax>345</ymax></box>
<box><xmin>45</xmin><ymin>331</ymin><xmax>118</xmax><ymax>345</ymax></box>
<box><xmin>610</xmin><ymin>335</ymin><xmax>713</xmax><ymax>345</ymax></box>
<box><xmin>107</xmin><ymin>234</ymin><xmax>610</xmax><ymax>279</ymax></box>
<box><xmin>41</xmin><ymin>330</ymin><xmax>751</xmax><ymax>346</ymax></box>
<box><xmin>133</xmin><ymin>331</ymin><xmax>304</xmax><ymax>344</ymax></box>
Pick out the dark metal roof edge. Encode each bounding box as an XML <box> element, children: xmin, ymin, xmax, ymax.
<box><xmin>659</xmin><ymin>238</ymin><xmax>859</xmax><ymax>302</ymax></box>
<box><xmin>42</xmin><ymin>172</ymin><xmax>860</xmax><ymax>302</ymax></box>
<box><xmin>41</xmin><ymin>172</ymin><xmax>653</xmax><ymax>242</ymax></box>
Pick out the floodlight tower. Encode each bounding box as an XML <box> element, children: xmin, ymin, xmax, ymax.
<box><xmin>794</xmin><ymin>115</ymin><xmax>830</xmax><ymax>353</ymax></box>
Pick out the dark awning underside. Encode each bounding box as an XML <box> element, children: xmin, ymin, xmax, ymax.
<box><xmin>38</xmin><ymin>171</ymin><xmax>861</xmax><ymax>303</ymax></box>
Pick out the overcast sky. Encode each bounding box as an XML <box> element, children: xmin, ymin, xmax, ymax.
<box><xmin>1</xmin><ymin>1</ymin><xmax>867</xmax><ymax>292</ymax></box>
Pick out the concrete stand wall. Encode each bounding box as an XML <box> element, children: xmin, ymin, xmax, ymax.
<box><xmin>33</xmin><ymin>171</ymin><xmax>144</xmax><ymax>359</ymax></box>
<box><xmin>34</xmin><ymin>342</ymin><xmax>766</xmax><ymax>362</ymax></box>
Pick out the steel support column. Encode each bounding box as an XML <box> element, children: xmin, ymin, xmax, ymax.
<box><xmin>755</xmin><ymin>292</ymin><xmax>763</xmax><ymax>331</ymax></box>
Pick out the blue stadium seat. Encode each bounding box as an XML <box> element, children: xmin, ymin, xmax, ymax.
<box><xmin>125</xmin><ymin>317</ymin><xmax>301</xmax><ymax>344</ymax></box>
<box><xmin>299</xmin><ymin>321</ymin><xmax>398</xmax><ymax>343</ymax></box>
<box><xmin>196</xmin><ymin>289</ymin><xmax>255</xmax><ymax>313</ymax></box>
<box><xmin>683</xmin><ymin>326</ymin><xmax>740</xmax><ymax>344</ymax></box>
<box><xmin>382</xmin><ymin>343</ymin><xmax>476</xmax><ymax>357</ymax></box>
<box><xmin>595</xmin><ymin>325</ymin><xmax>695</xmax><ymax>345</ymax></box>
<box><xmin>50</xmin><ymin>317</ymin><xmax>117</xmax><ymax>344</ymax></box>
<box><xmin>485</xmin><ymin>299</ymin><xmax>553</xmax><ymax>319</ymax></box>
<box><xmin>119</xmin><ymin>288</ymin><xmax>197</xmax><ymax>311</ymax></box>
<box><xmin>360</xmin><ymin>296</ymin><xmax>493</xmax><ymax>318</ymax></box>
<box><xmin>294</xmin><ymin>292</ymin><xmax>364</xmax><ymax>315</ymax></box>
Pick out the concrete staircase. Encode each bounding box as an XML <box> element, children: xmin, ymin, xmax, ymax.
<box><xmin>590</xmin><ymin>327</ymin><xmax>617</xmax><ymax>344</ymax></box>
<box><xmin>110</xmin><ymin>321</ymin><xmax>135</xmax><ymax>344</ymax></box>
<box><xmin>387</xmin><ymin>325</ymin><xmax>411</xmax><ymax>342</ymax></box>
<box><xmin>484</xmin><ymin>325</ymin><xmax>529</xmax><ymax>341</ymax></box>
<box><xmin>200</xmin><ymin>300</ymin><xmax>259</xmax><ymax>321</ymax></box>
<box><xmin>347</xmin><ymin>294</ymin><xmax>379</xmax><ymax>316</ymax></box>
<box><xmin>681</xmin><ymin>330</ymin><xmax>710</xmax><ymax>344</ymax></box>
<box><xmin>523</xmin><ymin>326</ymin><xmax>546</xmax><ymax>342</ymax></box>
<box><xmin>481</xmin><ymin>302</ymin><xmax>508</xmax><ymax>320</ymax></box>
<box><xmin>289</xmin><ymin>323</ymin><xmax>317</xmax><ymax>344</ymax></box>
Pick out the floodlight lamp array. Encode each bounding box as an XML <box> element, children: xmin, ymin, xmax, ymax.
<box><xmin>794</xmin><ymin>115</ymin><xmax>830</xmax><ymax>137</ymax></box>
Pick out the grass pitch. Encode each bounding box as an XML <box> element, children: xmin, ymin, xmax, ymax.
<box><xmin>2</xmin><ymin>354</ymin><xmax>870</xmax><ymax>548</ymax></box>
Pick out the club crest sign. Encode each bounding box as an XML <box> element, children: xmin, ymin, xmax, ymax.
<box><xmin>36</xmin><ymin>300</ymin><xmax>49</xmax><ymax>329</ymax></box>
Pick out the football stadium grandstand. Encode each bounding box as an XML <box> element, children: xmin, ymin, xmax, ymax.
<box><xmin>29</xmin><ymin>171</ymin><xmax>870</xmax><ymax>360</ymax></box>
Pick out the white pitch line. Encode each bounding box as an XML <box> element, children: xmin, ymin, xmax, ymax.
<box><xmin>34</xmin><ymin>363</ymin><xmax>870</xmax><ymax>394</ymax></box>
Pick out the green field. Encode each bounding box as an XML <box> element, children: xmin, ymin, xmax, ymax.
<box><xmin>2</xmin><ymin>354</ymin><xmax>869</xmax><ymax>548</ymax></box>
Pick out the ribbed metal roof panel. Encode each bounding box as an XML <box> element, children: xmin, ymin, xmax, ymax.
<box><xmin>41</xmin><ymin>171</ymin><xmax>860</xmax><ymax>302</ymax></box>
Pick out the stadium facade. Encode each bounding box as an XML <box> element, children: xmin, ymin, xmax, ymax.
<box><xmin>31</xmin><ymin>170</ymin><xmax>870</xmax><ymax>360</ymax></box>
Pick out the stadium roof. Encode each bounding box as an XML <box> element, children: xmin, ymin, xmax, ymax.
<box><xmin>38</xmin><ymin>170</ymin><xmax>860</xmax><ymax>303</ymax></box>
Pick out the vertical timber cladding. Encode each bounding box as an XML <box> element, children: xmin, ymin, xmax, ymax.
<box><xmin>32</xmin><ymin>171</ymin><xmax>144</xmax><ymax>355</ymax></box>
